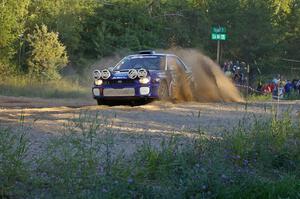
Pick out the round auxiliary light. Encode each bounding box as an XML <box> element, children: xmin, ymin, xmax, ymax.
<box><xmin>101</xmin><ymin>69</ymin><xmax>111</xmax><ymax>80</ymax></box>
<box><xmin>93</xmin><ymin>70</ymin><xmax>102</xmax><ymax>80</ymax></box>
<box><xmin>128</xmin><ymin>69</ymin><xmax>138</xmax><ymax>79</ymax></box>
<box><xmin>138</xmin><ymin>68</ymin><xmax>148</xmax><ymax>78</ymax></box>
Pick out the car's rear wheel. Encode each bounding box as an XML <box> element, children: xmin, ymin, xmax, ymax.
<box><xmin>158</xmin><ymin>81</ymin><xmax>169</xmax><ymax>100</ymax></box>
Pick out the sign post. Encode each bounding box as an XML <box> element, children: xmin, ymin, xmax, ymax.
<box><xmin>211</xmin><ymin>26</ymin><xmax>227</xmax><ymax>65</ymax></box>
<box><xmin>217</xmin><ymin>40</ymin><xmax>220</xmax><ymax>65</ymax></box>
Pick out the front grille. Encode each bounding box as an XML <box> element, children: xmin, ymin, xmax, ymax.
<box><xmin>103</xmin><ymin>79</ymin><xmax>136</xmax><ymax>85</ymax></box>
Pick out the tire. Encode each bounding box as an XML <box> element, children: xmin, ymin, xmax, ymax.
<box><xmin>96</xmin><ymin>99</ymin><xmax>103</xmax><ymax>105</ymax></box>
<box><xmin>158</xmin><ymin>81</ymin><xmax>169</xmax><ymax>100</ymax></box>
<box><xmin>169</xmin><ymin>76</ymin><xmax>195</xmax><ymax>102</ymax></box>
<box><xmin>169</xmin><ymin>81</ymin><xmax>178</xmax><ymax>102</ymax></box>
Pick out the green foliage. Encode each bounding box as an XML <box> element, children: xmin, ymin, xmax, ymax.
<box><xmin>28</xmin><ymin>0</ymin><xmax>98</xmax><ymax>54</ymax></box>
<box><xmin>0</xmin><ymin>126</ymin><xmax>29</xmax><ymax>198</ymax></box>
<box><xmin>0</xmin><ymin>0</ymin><xmax>299</xmax><ymax>78</ymax></box>
<box><xmin>284</xmin><ymin>90</ymin><xmax>300</xmax><ymax>100</ymax></box>
<box><xmin>27</xmin><ymin>25</ymin><xmax>68</xmax><ymax>80</ymax></box>
<box><xmin>0</xmin><ymin>76</ymin><xmax>89</xmax><ymax>98</ymax></box>
<box><xmin>0</xmin><ymin>0</ymin><xmax>30</xmax><ymax>72</ymax></box>
<box><xmin>247</xmin><ymin>93</ymin><xmax>273</xmax><ymax>101</ymax></box>
<box><xmin>0</xmin><ymin>0</ymin><xmax>29</xmax><ymax>47</ymax></box>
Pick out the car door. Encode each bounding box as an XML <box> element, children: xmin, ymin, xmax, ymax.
<box><xmin>167</xmin><ymin>56</ymin><xmax>192</xmax><ymax>100</ymax></box>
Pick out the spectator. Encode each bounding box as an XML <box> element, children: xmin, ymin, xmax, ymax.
<box><xmin>284</xmin><ymin>80</ymin><xmax>293</xmax><ymax>97</ymax></box>
<box><xmin>292</xmin><ymin>79</ymin><xmax>297</xmax><ymax>89</ymax></box>
<box><xmin>240</xmin><ymin>72</ymin><xmax>245</xmax><ymax>84</ymax></box>
<box><xmin>273</xmin><ymin>82</ymin><xmax>285</xmax><ymax>99</ymax></box>
<box><xmin>270</xmin><ymin>82</ymin><xmax>276</xmax><ymax>93</ymax></box>
<box><xmin>235</xmin><ymin>60</ymin><xmax>240</xmax><ymax>68</ymax></box>
<box><xmin>232</xmin><ymin>63</ymin><xmax>237</xmax><ymax>72</ymax></box>
<box><xmin>272</xmin><ymin>76</ymin><xmax>279</xmax><ymax>85</ymax></box>
<box><xmin>262</xmin><ymin>82</ymin><xmax>275</xmax><ymax>94</ymax></box>
<box><xmin>257</xmin><ymin>81</ymin><xmax>263</xmax><ymax>93</ymax></box>
<box><xmin>296</xmin><ymin>80</ymin><xmax>300</xmax><ymax>94</ymax></box>
<box><xmin>228</xmin><ymin>61</ymin><xmax>233</xmax><ymax>71</ymax></box>
<box><xmin>233</xmin><ymin>69</ymin><xmax>242</xmax><ymax>84</ymax></box>
<box><xmin>278</xmin><ymin>83</ymin><xmax>285</xmax><ymax>98</ymax></box>
<box><xmin>222</xmin><ymin>61</ymin><xmax>227</xmax><ymax>71</ymax></box>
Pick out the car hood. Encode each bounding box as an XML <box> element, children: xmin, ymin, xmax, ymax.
<box><xmin>110</xmin><ymin>70</ymin><xmax>129</xmax><ymax>80</ymax></box>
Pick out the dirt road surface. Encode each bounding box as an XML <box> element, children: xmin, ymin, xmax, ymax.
<box><xmin>0</xmin><ymin>96</ymin><xmax>299</xmax><ymax>155</ymax></box>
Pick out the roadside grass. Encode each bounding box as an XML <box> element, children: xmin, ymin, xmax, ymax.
<box><xmin>1</xmin><ymin>112</ymin><xmax>300</xmax><ymax>198</ymax></box>
<box><xmin>0</xmin><ymin>125</ymin><xmax>29</xmax><ymax>198</ymax></box>
<box><xmin>246</xmin><ymin>92</ymin><xmax>300</xmax><ymax>101</ymax></box>
<box><xmin>246</xmin><ymin>93</ymin><xmax>273</xmax><ymax>101</ymax></box>
<box><xmin>284</xmin><ymin>90</ymin><xmax>300</xmax><ymax>100</ymax></box>
<box><xmin>0</xmin><ymin>76</ymin><xmax>89</xmax><ymax>99</ymax></box>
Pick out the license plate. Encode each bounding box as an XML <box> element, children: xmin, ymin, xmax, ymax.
<box><xmin>103</xmin><ymin>88</ymin><xmax>135</xmax><ymax>97</ymax></box>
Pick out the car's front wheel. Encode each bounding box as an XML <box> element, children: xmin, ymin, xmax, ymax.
<box><xmin>158</xmin><ymin>81</ymin><xmax>169</xmax><ymax>100</ymax></box>
<box><xmin>96</xmin><ymin>99</ymin><xmax>104</xmax><ymax>105</ymax></box>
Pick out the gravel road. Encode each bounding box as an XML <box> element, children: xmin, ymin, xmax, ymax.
<box><xmin>1</xmin><ymin>96</ymin><xmax>299</xmax><ymax>155</ymax></box>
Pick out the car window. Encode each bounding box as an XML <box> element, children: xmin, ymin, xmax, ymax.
<box><xmin>114</xmin><ymin>55</ymin><xmax>165</xmax><ymax>71</ymax></box>
<box><xmin>167</xmin><ymin>56</ymin><xmax>186</xmax><ymax>72</ymax></box>
<box><xmin>176</xmin><ymin>58</ymin><xmax>188</xmax><ymax>71</ymax></box>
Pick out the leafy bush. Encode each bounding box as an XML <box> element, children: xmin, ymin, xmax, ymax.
<box><xmin>26</xmin><ymin>25</ymin><xmax>68</xmax><ymax>80</ymax></box>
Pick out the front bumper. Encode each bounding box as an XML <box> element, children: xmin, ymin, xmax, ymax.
<box><xmin>92</xmin><ymin>82</ymin><xmax>160</xmax><ymax>100</ymax></box>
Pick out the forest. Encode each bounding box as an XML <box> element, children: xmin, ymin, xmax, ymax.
<box><xmin>0</xmin><ymin>0</ymin><xmax>299</xmax><ymax>80</ymax></box>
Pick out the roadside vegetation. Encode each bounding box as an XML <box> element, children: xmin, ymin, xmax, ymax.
<box><xmin>246</xmin><ymin>94</ymin><xmax>273</xmax><ymax>102</ymax></box>
<box><xmin>1</xmin><ymin>111</ymin><xmax>299</xmax><ymax>198</ymax></box>
<box><xmin>0</xmin><ymin>76</ymin><xmax>89</xmax><ymax>99</ymax></box>
<box><xmin>246</xmin><ymin>92</ymin><xmax>300</xmax><ymax>102</ymax></box>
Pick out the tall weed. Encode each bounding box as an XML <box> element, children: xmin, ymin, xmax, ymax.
<box><xmin>0</xmin><ymin>126</ymin><xmax>29</xmax><ymax>198</ymax></box>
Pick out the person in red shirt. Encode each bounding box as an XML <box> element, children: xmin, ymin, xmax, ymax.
<box><xmin>269</xmin><ymin>83</ymin><xmax>275</xmax><ymax>92</ymax></box>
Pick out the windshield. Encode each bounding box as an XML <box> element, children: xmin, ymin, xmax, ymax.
<box><xmin>114</xmin><ymin>55</ymin><xmax>165</xmax><ymax>71</ymax></box>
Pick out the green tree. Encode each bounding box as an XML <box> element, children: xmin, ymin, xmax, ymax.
<box><xmin>81</xmin><ymin>1</ymin><xmax>165</xmax><ymax>58</ymax></box>
<box><xmin>0</xmin><ymin>0</ymin><xmax>30</xmax><ymax>74</ymax></box>
<box><xmin>28</xmin><ymin>0</ymin><xmax>98</xmax><ymax>54</ymax></box>
<box><xmin>26</xmin><ymin>25</ymin><xmax>68</xmax><ymax>80</ymax></box>
<box><xmin>278</xmin><ymin>0</ymin><xmax>300</xmax><ymax>60</ymax></box>
<box><xmin>0</xmin><ymin>0</ymin><xmax>298</xmax><ymax>78</ymax></box>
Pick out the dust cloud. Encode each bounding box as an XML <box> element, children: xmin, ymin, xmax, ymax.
<box><xmin>164</xmin><ymin>48</ymin><xmax>244</xmax><ymax>103</ymax></box>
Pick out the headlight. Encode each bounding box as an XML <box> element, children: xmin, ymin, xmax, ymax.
<box><xmin>94</xmin><ymin>79</ymin><xmax>103</xmax><ymax>86</ymax></box>
<box><xmin>139</xmin><ymin>77</ymin><xmax>150</xmax><ymax>84</ymax></box>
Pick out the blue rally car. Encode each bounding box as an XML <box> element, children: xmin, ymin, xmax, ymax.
<box><xmin>92</xmin><ymin>50</ymin><xmax>193</xmax><ymax>105</ymax></box>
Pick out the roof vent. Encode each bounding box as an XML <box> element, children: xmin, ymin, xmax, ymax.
<box><xmin>138</xmin><ymin>50</ymin><xmax>156</xmax><ymax>55</ymax></box>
